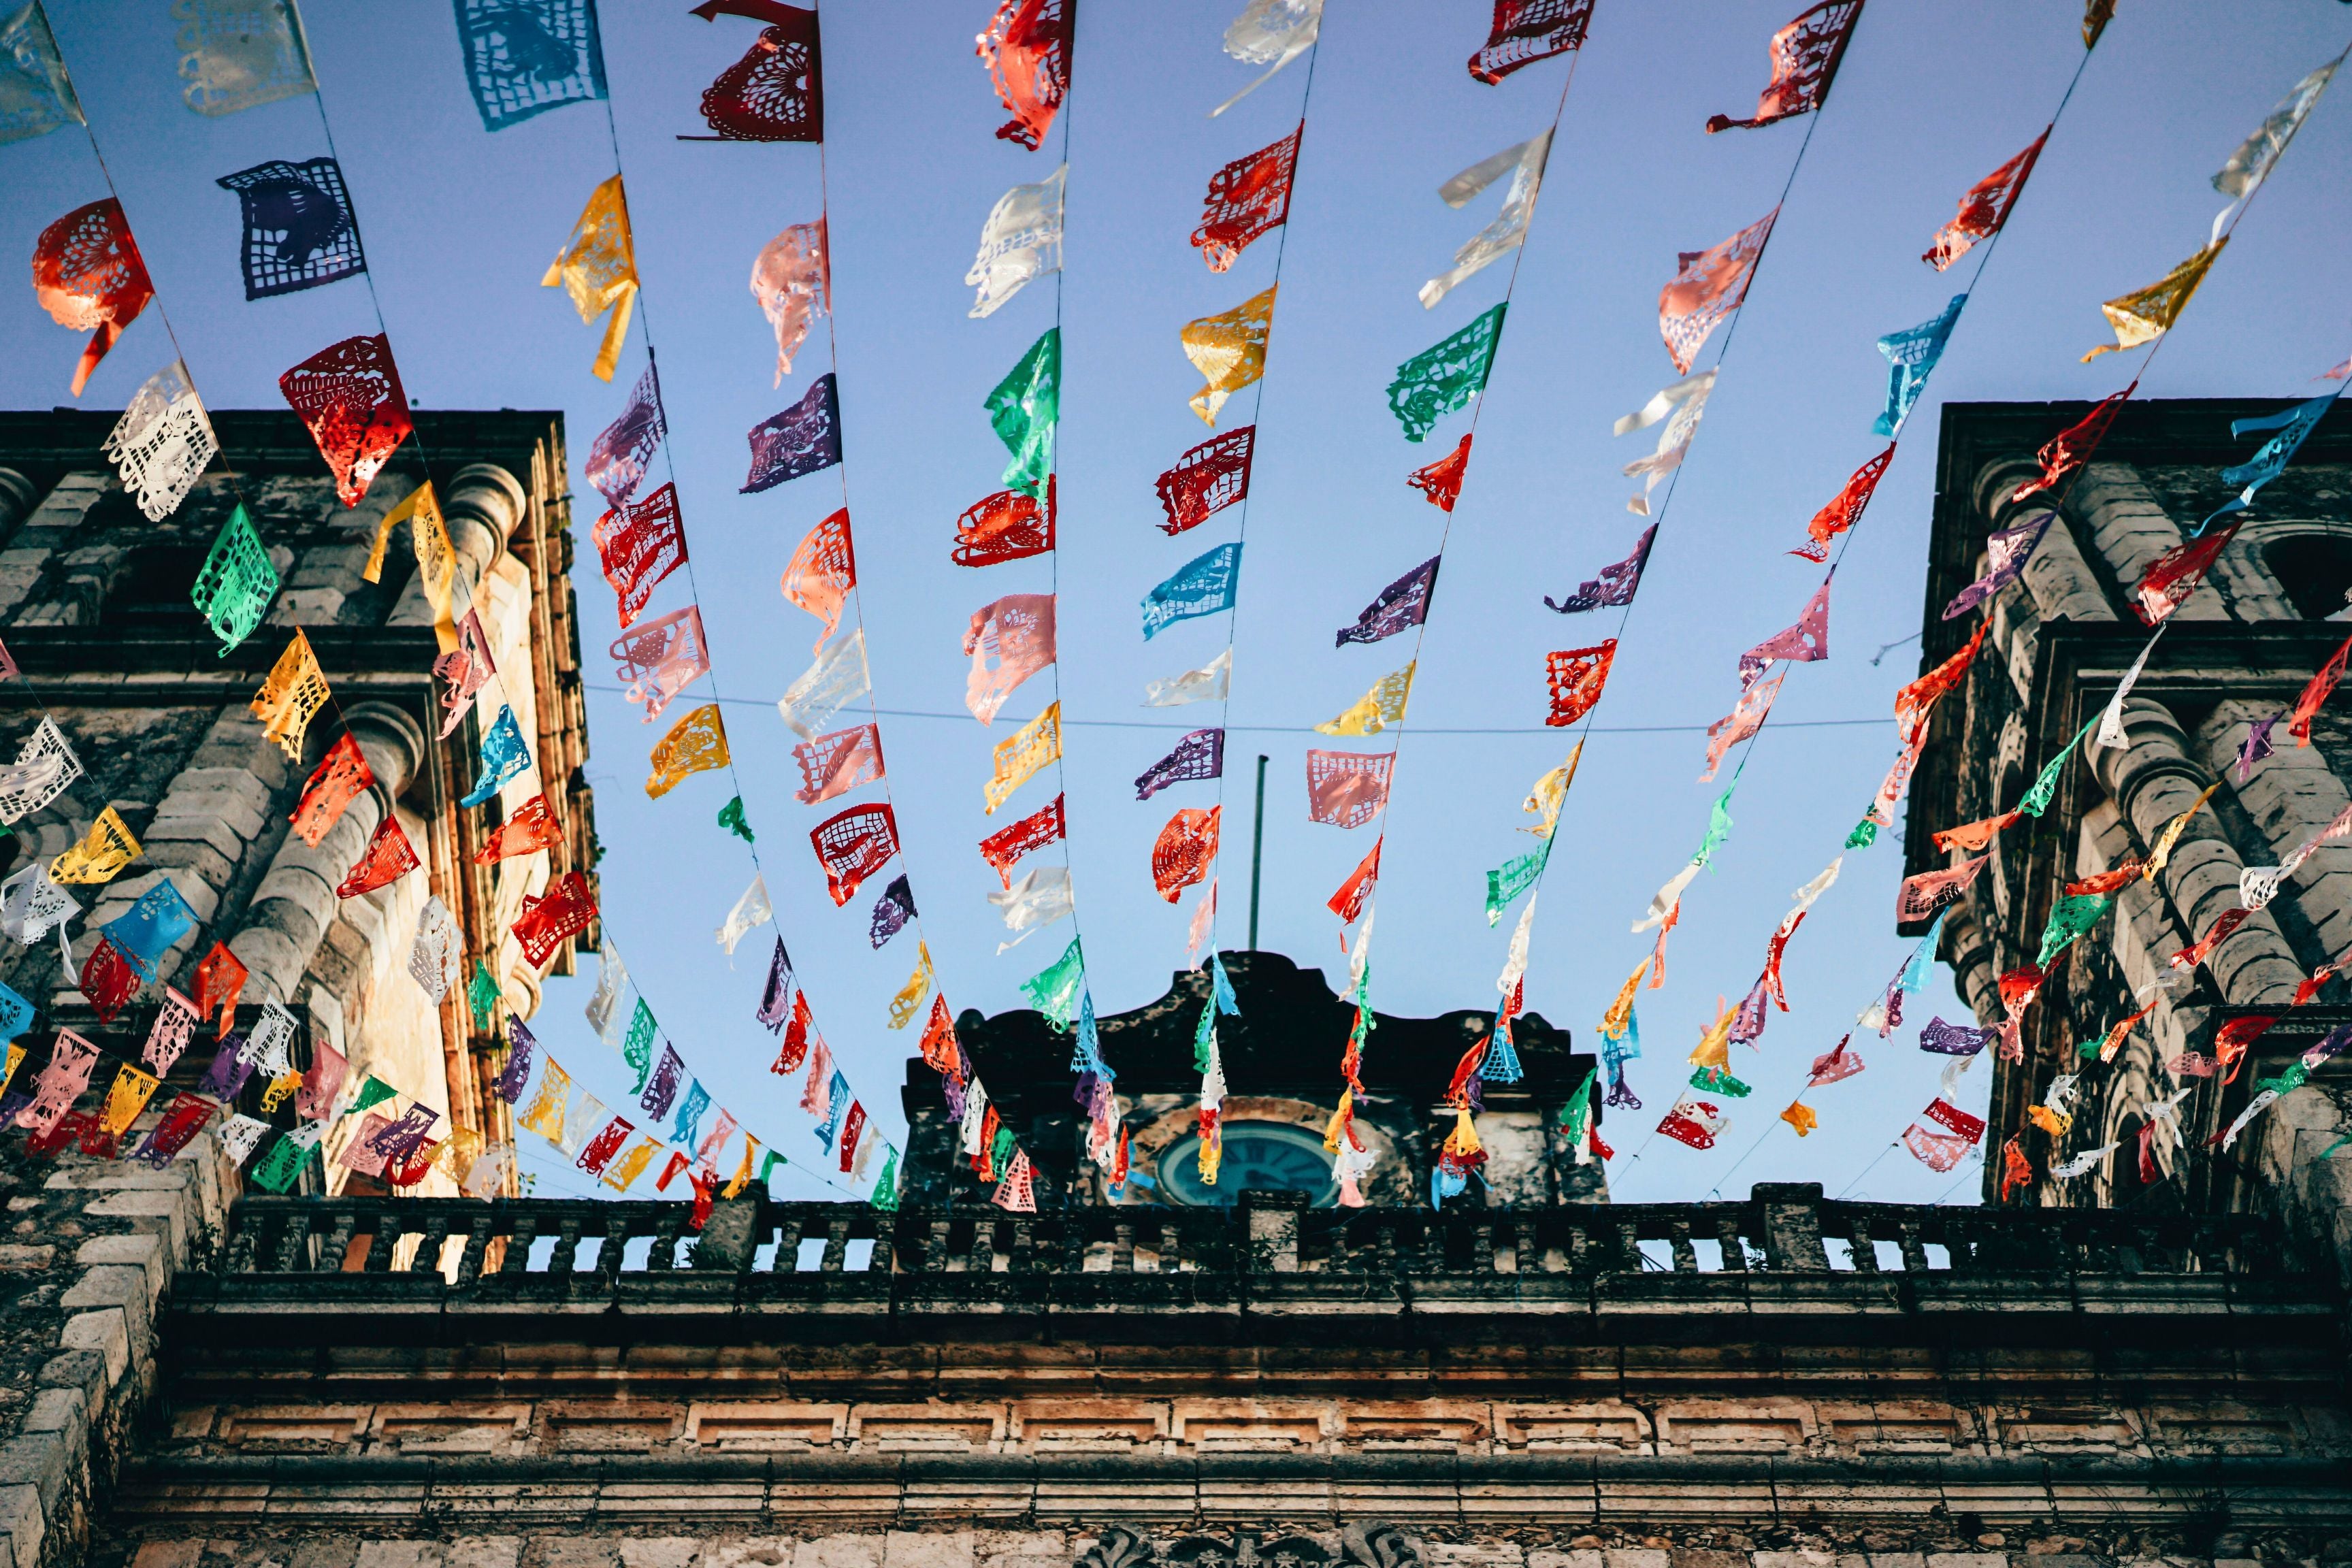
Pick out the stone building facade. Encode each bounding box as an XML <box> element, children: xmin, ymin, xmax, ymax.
<box><xmin>0</xmin><ymin>408</ymin><xmax>595</xmax><ymax>1196</ymax></box>
<box><xmin>1902</xmin><ymin>397</ymin><xmax>2352</xmax><ymax>1254</ymax></box>
<box><xmin>917</xmin><ymin>952</ymin><xmax>1607</xmax><ymax>1209</ymax></box>
<box><xmin>9</xmin><ymin>1139</ymin><xmax>2346</xmax><ymax>1568</ymax></box>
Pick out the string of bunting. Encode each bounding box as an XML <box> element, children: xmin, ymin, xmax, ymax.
<box><xmin>1607</xmin><ymin>14</ymin><xmax>2348</xmax><ymax>1194</ymax></box>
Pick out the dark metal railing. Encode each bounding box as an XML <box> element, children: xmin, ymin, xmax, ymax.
<box><xmin>201</xmin><ymin>1183</ymin><xmax>2293</xmax><ymax>1284</ymax></box>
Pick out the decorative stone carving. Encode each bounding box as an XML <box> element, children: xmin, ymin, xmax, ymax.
<box><xmin>1078</xmin><ymin>1529</ymin><xmax>1418</xmax><ymax>1568</ymax></box>
<box><xmin>1077</xmin><ymin>1523</ymin><xmax>1420</xmax><ymax>1568</ymax></box>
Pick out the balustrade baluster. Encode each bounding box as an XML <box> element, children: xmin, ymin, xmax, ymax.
<box><xmin>315</xmin><ymin>1207</ymin><xmax>355</xmax><ymax>1273</ymax></box>
<box><xmin>773</xmin><ymin>1213</ymin><xmax>806</xmax><ymax>1273</ymax></box>
<box><xmin>1896</xmin><ymin>1216</ymin><xmax>1929</xmax><ymax>1273</ymax></box>
<box><xmin>412</xmin><ymin>1213</ymin><xmax>452</xmax><ymax>1275</ymax></box>
<box><xmin>500</xmin><ymin>1213</ymin><xmax>540</xmax><ymax>1274</ymax></box>
<box><xmin>1846</xmin><ymin>1215</ymin><xmax>1879</xmax><ymax>1273</ymax></box>
<box><xmin>271</xmin><ymin>1209</ymin><xmax>311</xmax><ymax>1273</ymax></box>
<box><xmin>821</xmin><ymin>1215</ymin><xmax>851</xmax><ymax>1273</ymax></box>
<box><xmin>457</xmin><ymin>1215</ymin><xmax>493</xmax><ymax>1284</ymax></box>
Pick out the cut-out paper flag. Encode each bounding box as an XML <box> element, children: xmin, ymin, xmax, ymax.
<box><xmin>868</xmin><ymin>874</ymin><xmax>915</xmax><ymax>949</ymax></box>
<box><xmin>0</xmin><ymin>1</ymin><xmax>81</xmax><ymax>144</ymax></box>
<box><xmin>1420</xmin><ymin>131</ymin><xmax>1551</xmax><ymax>309</ymax></box>
<box><xmin>1737</xmin><ymin>578</ymin><xmax>1830</xmax><ymax>688</ymax></box>
<box><xmin>990</xmin><ymin>866</ymin><xmax>1073</xmax><ymax>947</ymax></box>
<box><xmin>793</xmin><ymin>723</ymin><xmax>883</xmax><ymax>806</ymax></box>
<box><xmin>647</xmin><ymin>702</ymin><xmax>729</xmax><ymax>799</ymax></box>
<box><xmin>542</xmin><ymin>172</ymin><xmax>636</xmax><ymax>381</ymax></box>
<box><xmin>595</xmin><ymin>483</ymin><xmax>686</xmax><ymax>629</ymax></box>
<box><xmin>1925</xmin><ymin>129</ymin><xmax>2047</xmax><ymax>271</ymax></box>
<box><xmin>1181</xmin><ymin>287</ymin><xmax>1275</xmax><ymax>426</ymax></box>
<box><xmin>1194</xmin><ymin>127</ymin><xmax>1300</xmax><ymax>272</ymax></box>
<box><xmin>512</xmin><ymin>872</ymin><xmax>597</xmax><ymax>968</ymax></box>
<box><xmin>1153</xmin><ymin>807</ymin><xmax>1220</xmax><ymax>902</ymax></box>
<box><xmin>2084</xmin><ymin>240</ymin><xmax>2227</xmax><ymax>361</ymax></box>
<box><xmin>1389</xmin><ymin>304</ymin><xmax>1505</xmax><ymax>442</ymax></box>
<box><xmin>1616</xmin><ymin>369</ymin><xmax>1715</xmax><ymax>514</ymax></box>
<box><xmin>964</xmin><ymin>593</ymin><xmax>1056</xmax><ymax>724</ymax></box>
<box><xmin>33</xmin><ymin>197</ymin><xmax>152</xmax><ymax>395</ymax></box>
<box><xmin>1467</xmin><ymin>0</ymin><xmax>1592</xmax><ymax>84</ymax></box>
<box><xmin>2134</xmin><ymin>523</ymin><xmax>2237</xmax><ymax>627</ymax></box>
<box><xmin>1874</xmin><ymin>294</ymin><xmax>1964</xmax><ymax>438</ymax></box>
<box><xmin>2203</xmin><ymin>391</ymin><xmax>2346</xmax><ymax>534</ymax></box>
<box><xmin>977</xmin><ymin>0</ymin><xmax>1071</xmax><ymax>148</ymax></box>
<box><xmin>1156</xmin><ymin>428</ymin><xmax>1254</xmax><ymax>536</ymax></box>
<box><xmin>1408</xmin><ymin>435</ymin><xmax>1471</xmax><ymax>512</ymax></box>
<box><xmin>105</xmin><ymin>359</ymin><xmax>217</xmax><ymax>522</ymax></box>
<box><xmin>1146</xmin><ymin>648</ymin><xmax>1230</xmax><ymax>707</ymax></box>
<box><xmin>781</xmin><ymin>507</ymin><xmax>855</xmax><ymax>652</ymax></box>
<box><xmin>979</xmin><ymin>794</ymin><xmax>1064</xmax><ymax>885</ymax></box>
<box><xmin>1659</xmin><ymin>211</ymin><xmax>1773</xmax><ymax>374</ymax></box>
<box><xmin>691</xmin><ymin>1</ymin><xmax>821</xmax><ymax>142</ymax></box>
<box><xmin>612</xmin><ymin>605</ymin><xmax>710</xmax><ymax>723</ymax></box>
<box><xmin>1337</xmin><ymin>557</ymin><xmax>1437</xmax><ymax>647</ymax></box>
<box><xmin>454</xmin><ymin>0</ymin><xmax>606</xmax><ymax>131</ymax></box>
<box><xmin>1211</xmin><ymin>0</ymin><xmax>1322</xmax><ymax>116</ymax></box>
<box><xmin>1897</xmin><ymin>853</ymin><xmax>1988</xmax><ymax>924</ymax></box>
<box><xmin>985</xmin><ymin>702</ymin><xmax>1060</xmax><ymax>813</ymax></box>
<box><xmin>1791</xmin><ymin>446</ymin><xmax>1891</xmax><ymax>563</ymax></box>
<box><xmin>811</xmin><ymin>803</ymin><xmax>898</xmax><ymax>907</ymax></box>
<box><xmin>587</xmin><ymin>362</ymin><xmax>664</xmax><ymax>508</ymax></box>
<box><xmin>279</xmin><ymin>333</ymin><xmax>411</xmax><ymax>506</ymax></box>
<box><xmin>989</xmin><ymin>328</ymin><xmax>1060</xmax><ymax>496</ymax></box>
<box><xmin>459</xmin><ymin>704</ymin><xmax>532</xmax><ymax>807</ymax></box>
<box><xmin>742</xmin><ymin>373</ymin><xmax>840</xmax><ymax>491</ymax></box>
<box><xmin>1137</xmin><ymin>729</ymin><xmax>1224</xmax><ymax>800</ymax></box>
<box><xmin>1942</xmin><ymin>511</ymin><xmax>2051</xmax><ymax>621</ymax></box>
<box><xmin>1144</xmin><ymin>544</ymin><xmax>1242</xmax><ymax>639</ymax></box>
<box><xmin>251</xmin><ymin>630</ymin><xmax>329</xmax><ymax>762</ymax></box>
<box><xmin>1305</xmin><ymin>750</ymin><xmax>1393</xmax><ymax>829</ymax></box>
<box><xmin>955</xmin><ymin>483</ymin><xmax>1055</xmax><ymax>566</ymax></box>
<box><xmin>717</xmin><ymin>873</ymin><xmax>772</xmax><ymax>956</ymax></box>
<box><xmin>776</xmin><ymin>629</ymin><xmax>868</xmax><ymax>740</ymax></box>
<box><xmin>751</xmin><ymin>217</ymin><xmax>828</xmax><ymax>385</ymax></box>
<box><xmin>336</xmin><ymin>815</ymin><xmax>419</xmax><ymax>899</ymax></box>
<box><xmin>1705</xmin><ymin>0</ymin><xmax>1863</xmax><ymax>132</ymax></box>
<box><xmin>1700</xmin><ymin>670</ymin><xmax>1781</xmax><ymax>783</ymax></box>
<box><xmin>1318</xmin><ymin>664</ymin><xmax>1413</xmax><ymax>737</ymax></box>
<box><xmin>1545</xmin><ymin>641</ymin><xmax>1616</xmax><ymax>728</ymax></box>
<box><xmin>968</xmin><ymin>165</ymin><xmax>1065</xmax><ymax>318</ymax></box>
<box><xmin>1547</xmin><ymin>526</ymin><xmax>1653</xmax><ymax>612</ymax></box>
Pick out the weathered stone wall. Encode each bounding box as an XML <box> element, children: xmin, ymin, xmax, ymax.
<box><xmin>82</xmin><ymin>1529</ymin><xmax>2352</xmax><ymax>1568</ymax></box>
<box><xmin>0</xmin><ymin>408</ymin><xmax>598</xmax><ymax>1200</ymax></box>
<box><xmin>1905</xmin><ymin>401</ymin><xmax>2352</xmax><ymax>1243</ymax></box>
<box><xmin>0</xmin><ymin>1128</ymin><xmax>232</xmax><ymax>1568</ymax></box>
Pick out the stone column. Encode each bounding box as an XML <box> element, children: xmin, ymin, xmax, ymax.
<box><xmin>2087</xmin><ymin>698</ymin><xmax>2300</xmax><ymax>1002</ymax></box>
<box><xmin>385</xmin><ymin>463</ymin><xmax>525</xmax><ymax>632</ymax></box>
<box><xmin>227</xmin><ymin>703</ymin><xmax>425</xmax><ymax>1007</ymax></box>
<box><xmin>0</xmin><ymin>467</ymin><xmax>35</xmax><ymax>536</ymax></box>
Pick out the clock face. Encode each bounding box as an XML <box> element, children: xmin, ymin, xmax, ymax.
<box><xmin>1156</xmin><ymin>1120</ymin><xmax>1339</xmax><ymax>1208</ymax></box>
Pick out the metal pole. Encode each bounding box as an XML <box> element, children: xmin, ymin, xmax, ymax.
<box><xmin>1248</xmin><ymin>755</ymin><xmax>1268</xmax><ymax>951</ymax></box>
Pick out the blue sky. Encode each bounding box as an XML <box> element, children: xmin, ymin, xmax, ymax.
<box><xmin>7</xmin><ymin>0</ymin><xmax>2351</xmax><ymax>1207</ymax></box>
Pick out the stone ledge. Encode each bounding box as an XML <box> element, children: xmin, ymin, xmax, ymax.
<box><xmin>75</xmin><ymin>1531</ymin><xmax>2352</xmax><ymax>1568</ymax></box>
